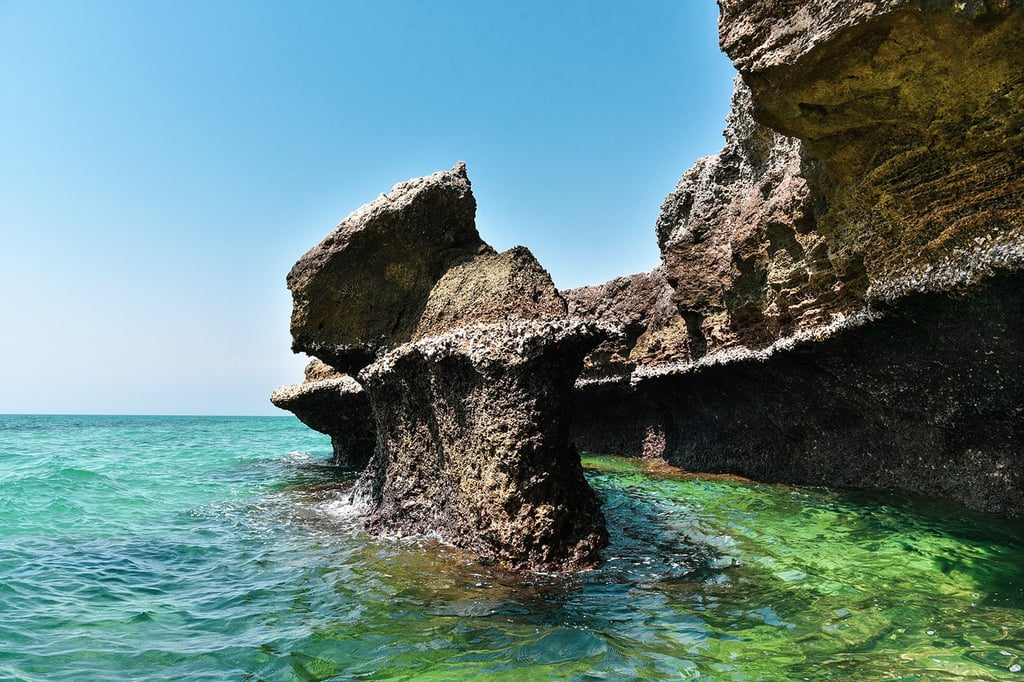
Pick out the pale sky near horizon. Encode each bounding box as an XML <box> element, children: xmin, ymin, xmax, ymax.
<box><xmin>0</xmin><ymin>1</ymin><xmax>736</xmax><ymax>416</ymax></box>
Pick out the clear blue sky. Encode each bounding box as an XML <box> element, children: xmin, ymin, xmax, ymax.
<box><xmin>0</xmin><ymin>1</ymin><xmax>735</xmax><ymax>416</ymax></box>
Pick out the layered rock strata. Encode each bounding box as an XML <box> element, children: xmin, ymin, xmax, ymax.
<box><xmin>355</xmin><ymin>320</ymin><xmax>611</xmax><ymax>571</ymax></box>
<box><xmin>273</xmin><ymin>163</ymin><xmax>608</xmax><ymax>569</ymax></box>
<box><xmin>574</xmin><ymin>0</ymin><xmax>1024</xmax><ymax>515</ymax></box>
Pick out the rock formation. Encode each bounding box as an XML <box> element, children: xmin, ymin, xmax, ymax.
<box><xmin>285</xmin><ymin>163</ymin><xmax>487</xmax><ymax>374</ymax></box>
<box><xmin>270</xmin><ymin>359</ymin><xmax>375</xmax><ymax>468</ymax></box>
<box><xmin>564</xmin><ymin>268</ymin><xmax>692</xmax><ymax>382</ymax></box>
<box><xmin>573</xmin><ymin>0</ymin><xmax>1024</xmax><ymax>515</ymax></box>
<box><xmin>273</xmin><ymin>163</ymin><xmax>610</xmax><ymax>570</ymax></box>
<box><xmin>275</xmin><ymin>2</ymin><xmax>1023</xmax><ymax>573</ymax></box>
<box><xmin>356</xmin><ymin>320</ymin><xmax>610</xmax><ymax>571</ymax></box>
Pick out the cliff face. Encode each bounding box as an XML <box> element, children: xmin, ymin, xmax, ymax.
<box><xmin>274</xmin><ymin>1</ymin><xmax>1023</xmax><ymax>568</ymax></box>
<box><xmin>727</xmin><ymin>0</ymin><xmax>1024</xmax><ymax>298</ymax></box>
<box><xmin>657</xmin><ymin>80</ymin><xmax>842</xmax><ymax>352</ymax></box>
<box><xmin>574</xmin><ymin>0</ymin><xmax>1024</xmax><ymax>515</ymax></box>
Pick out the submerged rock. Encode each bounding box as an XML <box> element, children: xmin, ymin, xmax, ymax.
<box><xmin>355</xmin><ymin>320</ymin><xmax>611</xmax><ymax>571</ymax></box>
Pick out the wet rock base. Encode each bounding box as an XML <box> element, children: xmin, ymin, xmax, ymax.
<box><xmin>574</xmin><ymin>273</ymin><xmax>1024</xmax><ymax>516</ymax></box>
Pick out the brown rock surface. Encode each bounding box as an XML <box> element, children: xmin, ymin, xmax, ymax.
<box><xmin>414</xmin><ymin>245</ymin><xmax>567</xmax><ymax>340</ymax></box>
<box><xmin>565</xmin><ymin>268</ymin><xmax>692</xmax><ymax>381</ymax></box>
<box><xmin>303</xmin><ymin>358</ymin><xmax>343</xmax><ymax>383</ymax></box>
<box><xmin>278</xmin><ymin>163</ymin><xmax>612</xmax><ymax>568</ymax></box>
<box><xmin>722</xmin><ymin>0</ymin><xmax>1024</xmax><ymax>296</ymax></box>
<box><xmin>354</xmin><ymin>320</ymin><xmax>611</xmax><ymax>571</ymax></box>
<box><xmin>656</xmin><ymin>79</ymin><xmax>842</xmax><ymax>355</ymax></box>
<box><xmin>270</xmin><ymin>371</ymin><xmax>375</xmax><ymax>468</ymax></box>
<box><xmin>286</xmin><ymin>162</ymin><xmax>486</xmax><ymax>373</ymax></box>
<box><xmin>575</xmin><ymin>273</ymin><xmax>1024</xmax><ymax>515</ymax></box>
<box><xmin>574</xmin><ymin>1</ymin><xmax>1024</xmax><ymax>515</ymax></box>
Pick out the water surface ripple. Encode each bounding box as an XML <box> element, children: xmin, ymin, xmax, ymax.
<box><xmin>0</xmin><ymin>415</ymin><xmax>1020</xmax><ymax>680</ymax></box>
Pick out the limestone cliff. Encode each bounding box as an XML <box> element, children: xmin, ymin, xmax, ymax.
<box><xmin>274</xmin><ymin>2</ymin><xmax>1024</xmax><ymax>572</ymax></box>
<box><xmin>574</xmin><ymin>0</ymin><xmax>1024</xmax><ymax>515</ymax></box>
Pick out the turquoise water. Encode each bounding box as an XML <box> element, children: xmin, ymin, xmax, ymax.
<box><xmin>1</xmin><ymin>415</ymin><xmax>1021</xmax><ymax>681</ymax></box>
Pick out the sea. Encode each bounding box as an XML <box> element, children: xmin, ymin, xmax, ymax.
<box><xmin>1</xmin><ymin>414</ymin><xmax>1021</xmax><ymax>681</ymax></box>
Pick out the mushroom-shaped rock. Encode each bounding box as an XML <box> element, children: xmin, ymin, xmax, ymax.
<box><xmin>354</xmin><ymin>319</ymin><xmax>614</xmax><ymax>572</ymax></box>
<box><xmin>287</xmin><ymin>162</ymin><xmax>487</xmax><ymax>373</ymax></box>
<box><xmin>270</xmin><ymin>373</ymin><xmax>375</xmax><ymax>468</ymax></box>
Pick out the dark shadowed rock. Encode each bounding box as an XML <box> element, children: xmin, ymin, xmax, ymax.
<box><xmin>286</xmin><ymin>162</ymin><xmax>486</xmax><ymax>373</ymax></box>
<box><xmin>573</xmin><ymin>1</ymin><xmax>1023</xmax><ymax>515</ymax></box>
<box><xmin>270</xmin><ymin>370</ymin><xmax>375</xmax><ymax>468</ymax></box>
<box><xmin>575</xmin><ymin>273</ymin><xmax>1024</xmax><ymax>515</ymax></box>
<box><xmin>354</xmin><ymin>320</ymin><xmax>612</xmax><ymax>571</ymax></box>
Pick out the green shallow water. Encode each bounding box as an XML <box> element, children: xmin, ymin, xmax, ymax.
<box><xmin>0</xmin><ymin>415</ymin><xmax>1021</xmax><ymax>681</ymax></box>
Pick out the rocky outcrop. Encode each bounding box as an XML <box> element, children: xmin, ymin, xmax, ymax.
<box><xmin>414</xmin><ymin>245</ymin><xmax>567</xmax><ymax>340</ymax></box>
<box><xmin>654</xmin><ymin>2</ymin><xmax>1024</xmax><ymax>354</ymax></box>
<box><xmin>577</xmin><ymin>272</ymin><xmax>1024</xmax><ymax>515</ymax></box>
<box><xmin>657</xmin><ymin>79</ymin><xmax>846</xmax><ymax>353</ymax></box>
<box><xmin>574</xmin><ymin>0</ymin><xmax>1024</xmax><ymax>515</ymax></box>
<box><xmin>355</xmin><ymin>320</ymin><xmax>611</xmax><ymax>571</ymax></box>
<box><xmin>270</xmin><ymin>361</ymin><xmax>375</xmax><ymax>468</ymax></box>
<box><xmin>275</xmin><ymin>2</ymin><xmax>1023</xmax><ymax>568</ymax></box>
<box><xmin>274</xmin><ymin>164</ymin><xmax>609</xmax><ymax>569</ymax></box>
<box><xmin>565</xmin><ymin>268</ymin><xmax>692</xmax><ymax>382</ymax></box>
<box><xmin>286</xmin><ymin>162</ymin><xmax>487</xmax><ymax>373</ymax></box>
<box><xmin>720</xmin><ymin>0</ymin><xmax>1024</xmax><ymax>297</ymax></box>
<box><xmin>286</xmin><ymin>162</ymin><xmax>570</xmax><ymax>372</ymax></box>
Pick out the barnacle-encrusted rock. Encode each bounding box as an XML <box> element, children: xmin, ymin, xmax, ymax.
<box><xmin>573</xmin><ymin>1</ymin><xmax>1024</xmax><ymax>514</ymax></box>
<box><xmin>276</xmin><ymin>164</ymin><xmax>609</xmax><ymax>569</ymax></box>
<box><xmin>354</xmin><ymin>320</ymin><xmax>612</xmax><ymax>571</ymax></box>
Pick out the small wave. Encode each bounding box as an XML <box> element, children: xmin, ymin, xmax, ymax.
<box><xmin>51</xmin><ymin>467</ymin><xmax>108</xmax><ymax>483</ymax></box>
<box><xmin>315</xmin><ymin>488</ymin><xmax>369</xmax><ymax>526</ymax></box>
